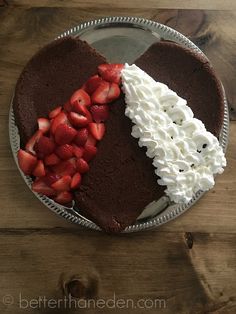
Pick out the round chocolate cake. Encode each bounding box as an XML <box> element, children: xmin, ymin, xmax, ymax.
<box><xmin>13</xmin><ymin>37</ymin><xmax>225</xmax><ymax>233</ymax></box>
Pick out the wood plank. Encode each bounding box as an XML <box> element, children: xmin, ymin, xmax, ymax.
<box><xmin>0</xmin><ymin>9</ymin><xmax>235</xmax><ymax>117</ymax></box>
<box><xmin>0</xmin><ymin>231</ymin><xmax>235</xmax><ymax>313</ymax></box>
<box><xmin>1</xmin><ymin>106</ymin><xmax>235</xmax><ymax>232</ymax></box>
<box><xmin>8</xmin><ymin>0</ymin><xmax>236</xmax><ymax>10</ymax></box>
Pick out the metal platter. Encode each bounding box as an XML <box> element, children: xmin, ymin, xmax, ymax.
<box><xmin>9</xmin><ymin>17</ymin><xmax>229</xmax><ymax>232</ymax></box>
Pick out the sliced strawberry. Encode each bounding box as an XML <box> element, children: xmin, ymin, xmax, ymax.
<box><xmin>32</xmin><ymin>160</ymin><xmax>46</xmax><ymax>177</ymax></box>
<box><xmin>88</xmin><ymin>123</ymin><xmax>105</xmax><ymax>140</ymax></box>
<box><xmin>54</xmin><ymin>124</ymin><xmax>77</xmax><ymax>145</ymax></box>
<box><xmin>91</xmin><ymin>81</ymin><xmax>110</xmax><ymax>104</ymax></box>
<box><xmin>98</xmin><ymin>63</ymin><xmax>124</xmax><ymax>84</ymax></box>
<box><xmin>64</xmin><ymin>101</ymin><xmax>73</xmax><ymax>112</ymax></box>
<box><xmin>86</xmin><ymin>134</ymin><xmax>97</xmax><ymax>146</ymax></box>
<box><xmin>67</xmin><ymin>158</ymin><xmax>77</xmax><ymax>172</ymax></box>
<box><xmin>54</xmin><ymin>191</ymin><xmax>73</xmax><ymax>205</ymax></box>
<box><xmin>72</xmin><ymin>145</ymin><xmax>84</xmax><ymax>158</ymax></box>
<box><xmin>50</xmin><ymin>112</ymin><xmax>68</xmax><ymax>134</ymax></box>
<box><xmin>72</xmin><ymin>103</ymin><xmax>92</xmax><ymax>122</ymax></box>
<box><xmin>83</xmin><ymin>144</ymin><xmax>97</xmax><ymax>162</ymax></box>
<box><xmin>17</xmin><ymin>149</ymin><xmax>38</xmax><ymax>175</ymax></box>
<box><xmin>68</xmin><ymin>112</ymin><xmax>88</xmax><ymax>128</ymax></box>
<box><xmin>35</xmin><ymin>136</ymin><xmax>55</xmax><ymax>157</ymax></box>
<box><xmin>71</xmin><ymin>172</ymin><xmax>81</xmax><ymax>189</ymax></box>
<box><xmin>25</xmin><ymin>130</ymin><xmax>43</xmax><ymax>155</ymax></box>
<box><xmin>55</xmin><ymin>144</ymin><xmax>74</xmax><ymax>160</ymax></box>
<box><xmin>70</xmin><ymin>89</ymin><xmax>91</xmax><ymax>107</ymax></box>
<box><xmin>52</xmin><ymin>158</ymin><xmax>76</xmax><ymax>177</ymax></box>
<box><xmin>32</xmin><ymin>178</ymin><xmax>56</xmax><ymax>196</ymax></box>
<box><xmin>49</xmin><ymin>106</ymin><xmax>62</xmax><ymax>119</ymax></box>
<box><xmin>44</xmin><ymin>153</ymin><xmax>60</xmax><ymax>166</ymax></box>
<box><xmin>107</xmin><ymin>83</ymin><xmax>120</xmax><ymax>102</ymax></box>
<box><xmin>76</xmin><ymin>158</ymin><xmax>89</xmax><ymax>174</ymax></box>
<box><xmin>38</xmin><ymin>118</ymin><xmax>50</xmax><ymax>134</ymax></box>
<box><xmin>83</xmin><ymin>75</ymin><xmax>103</xmax><ymax>95</ymax></box>
<box><xmin>51</xmin><ymin>175</ymin><xmax>71</xmax><ymax>192</ymax></box>
<box><xmin>43</xmin><ymin>173</ymin><xmax>61</xmax><ymax>186</ymax></box>
<box><xmin>74</xmin><ymin>128</ymin><xmax>89</xmax><ymax>146</ymax></box>
<box><xmin>90</xmin><ymin>105</ymin><xmax>109</xmax><ymax>122</ymax></box>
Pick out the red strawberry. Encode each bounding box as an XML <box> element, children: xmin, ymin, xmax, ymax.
<box><xmin>98</xmin><ymin>63</ymin><xmax>124</xmax><ymax>84</ymax></box>
<box><xmin>83</xmin><ymin>75</ymin><xmax>103</xmax><ymax>94</ymax></box>
<box><xmin>44</xmin><ymin>153</ymin><xmax>60</xmax><ymax>166</ymax></box>
<box><xmin>49</xmin><ymin>106</ymin><xmax>62</xmax><ymax>119</ymax></box>
<box><xmin>54</xmin><ymin>124</ymin><xmax>77</xmax><ymax>145</ymax></box>
<box><xmin>35</xmin><ymin>136</ymin><xmax>55</xmax><ymax>157</ymax></box>
<box><xmin>38</xmin><ymin>118</ymin><xmax>50</xmax><ymax>134</ymax></box>
<box><xmin>90</xmin><ymin>105</ymin><xmax>109</xmax><ymax>122</ymax></box>
<box><xmin>64</xmin><ymin>101</ymin><xmax>73</xmax><ymax>112</ymax></box>
<box><xmin>52</xmin><ymin>158</ymin><xmax>76</xmax><ymax>177</ymax></box>
<box><xmin>67</xmin><ymin>158</ymin><xmax>77</xmax><ymax>171</ymax></box>
<box><xmin>43</xmin><ymin>173</ymin><xmax>61</xmax><ymax>186</ymax></box>
<box><xmin>83</xmin><ymin>144</ymin><xmax>97</xmax><ymax>162</ymax></box>
<box><xmin>70</xmin><ymin>89</ymin><xmax>91</xmax><ymax>107</ymax></box>
<box><xmin>17</xmin><ymin>149</ymin><xmax>38</xmax><ymax>175</ymax></box>
<box><xmin>51</xmin><ymin>175</ymin><xmax>71</xmax><ymax>192</ymax></box>
<box><xmin>72</xmin><ymin>103</ymin><xmax>92</xmax><ymax>122</ymax></box>
<box><xmin>76</xmin><ymin>158</ymin><xmax>89</xmax><ymax>174</ymax></box>
<box><xmin>68</xmin><ymin>112</ymin><xmax>88</xmax><ymax>128</ymax></box>
<box><xmin>72</xmin><ymin>145</ymin><xmax>84</xmax><ymax>158</ymax></box>
<box><xmin>25</xmin><ymin>130</ymin><xmax>43</xmax><ymax>155</ymax></box>
<box><xmin>91</xmin><ymin>81</ymin><xmax>110</xmax><ymax>104</ymax></box>
<box><xmin>32</xmin><ymin>160</ymin><xmax>46</xmax><ymax>177</ymax></box>
<box><xmin>50</xmin><ymin>112</ymin><xmax>68</xmax><ymax>134</ymax></box>
<box><xmin>107</xmin><ymin>83</ymin><xmax>120</xmax><ymax>102</ymax></box>
<box><xmin>74</xmin><ymin>128</ymin><xmax>89</xmax><ymax>146</ymax></box>
<box><xmin>32</xmin><ymin>178</ymin><xmax>56</xmax><ymax>196</ymax></box>
<box><xmin>54</xmin><ymin>191</ymin><xmax>73</xmax><ymax>205</ymax></box>
<box><xmin>88</xmin><ymin>123</ymin><xmax>105</xmax><ymax>140</ymax></box>
<box><xmin>71</xmin><ymin>172</ymin><xmax>82</xmax><ymax>189</ymax></box>
<box><xmin>86</xmin><ymin>134</ymin><xmax>97</xmax><ymax>146</ymax></box>
<box><xmin>55</xmin><ymin>144</ymin><xmax>74</xmax><ymax>160</ymax></box>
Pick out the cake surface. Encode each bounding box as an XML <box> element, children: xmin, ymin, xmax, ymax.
<box><xmin>13</xmin><ymin>37</ymin><xmax>225</xmax><ymax>233</ymax></box>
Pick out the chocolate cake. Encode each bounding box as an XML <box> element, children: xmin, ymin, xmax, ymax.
<box><xmin>13</xmin><ymin>37</ymin><xmax>225</xmax><ymax>233</ymax></box>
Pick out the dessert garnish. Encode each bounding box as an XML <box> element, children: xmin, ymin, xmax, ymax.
<box><xmin>121</xmin><ymin>63</ymin><xmax>226</xmax><ymax>203</ymax></box>
<box><xmin>17</xmin><ymin>64</ymin><xmax>124</xmax><ymax>205</ymax></box>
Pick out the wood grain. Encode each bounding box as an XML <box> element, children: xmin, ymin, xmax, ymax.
<box><xmin>8</xmin><ymin>0</ymin><xmax>236</xmax><ymax>10</ymax></box>
<box><xmin>0</xmin><ymin>231</ymin><xmax>236</xmax><ymax>313</ymax></box>
<box><xmin>0</xmin><ymin>3</ymin><xmax>235</xmax><ymax>314</ymax></box>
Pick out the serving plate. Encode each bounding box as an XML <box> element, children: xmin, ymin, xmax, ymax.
<box><xmin>9</xmin><ymin>17</ymin><xmax>229</xmax><ymax>232</ymax></box>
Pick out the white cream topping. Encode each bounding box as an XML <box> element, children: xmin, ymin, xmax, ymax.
<box><xmin>121</xmin><ymin>63</ymin><xmax>226</xmax><ymax>203</ymax></box>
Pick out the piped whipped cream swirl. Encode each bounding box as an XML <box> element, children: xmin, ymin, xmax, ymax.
<box><xmin>121</xmin><ymin>63</ymin><xmax>226</xmax><ymax>203</ymax></box>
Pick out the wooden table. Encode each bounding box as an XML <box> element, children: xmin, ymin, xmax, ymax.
<box><xmin>0</xmin><ymin>1</ymin><xmax>235</xmax><ymax>313</ymax></box>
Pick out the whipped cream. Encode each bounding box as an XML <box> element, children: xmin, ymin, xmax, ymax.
<box><xmin>121</xmin><ymin>63</ymin><xmax>226</xmax><ymax>203</ymax></box>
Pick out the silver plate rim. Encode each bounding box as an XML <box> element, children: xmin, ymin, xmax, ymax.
<box><xmin>9</xmin><ymin>16</ymin><xmax>229</xmax><ymax>233</ymax></box>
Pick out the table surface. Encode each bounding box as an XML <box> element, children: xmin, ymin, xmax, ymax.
<box><xmin>0</xmin><ymin>1</ymin><xmax>236</xmax><ymax>313</ymax></box>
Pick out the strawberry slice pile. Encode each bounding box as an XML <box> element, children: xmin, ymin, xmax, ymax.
<box><xmin>17</xmin><ymin>63</ymin><xmax>124</xmax><ymax>205</ymax></box>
